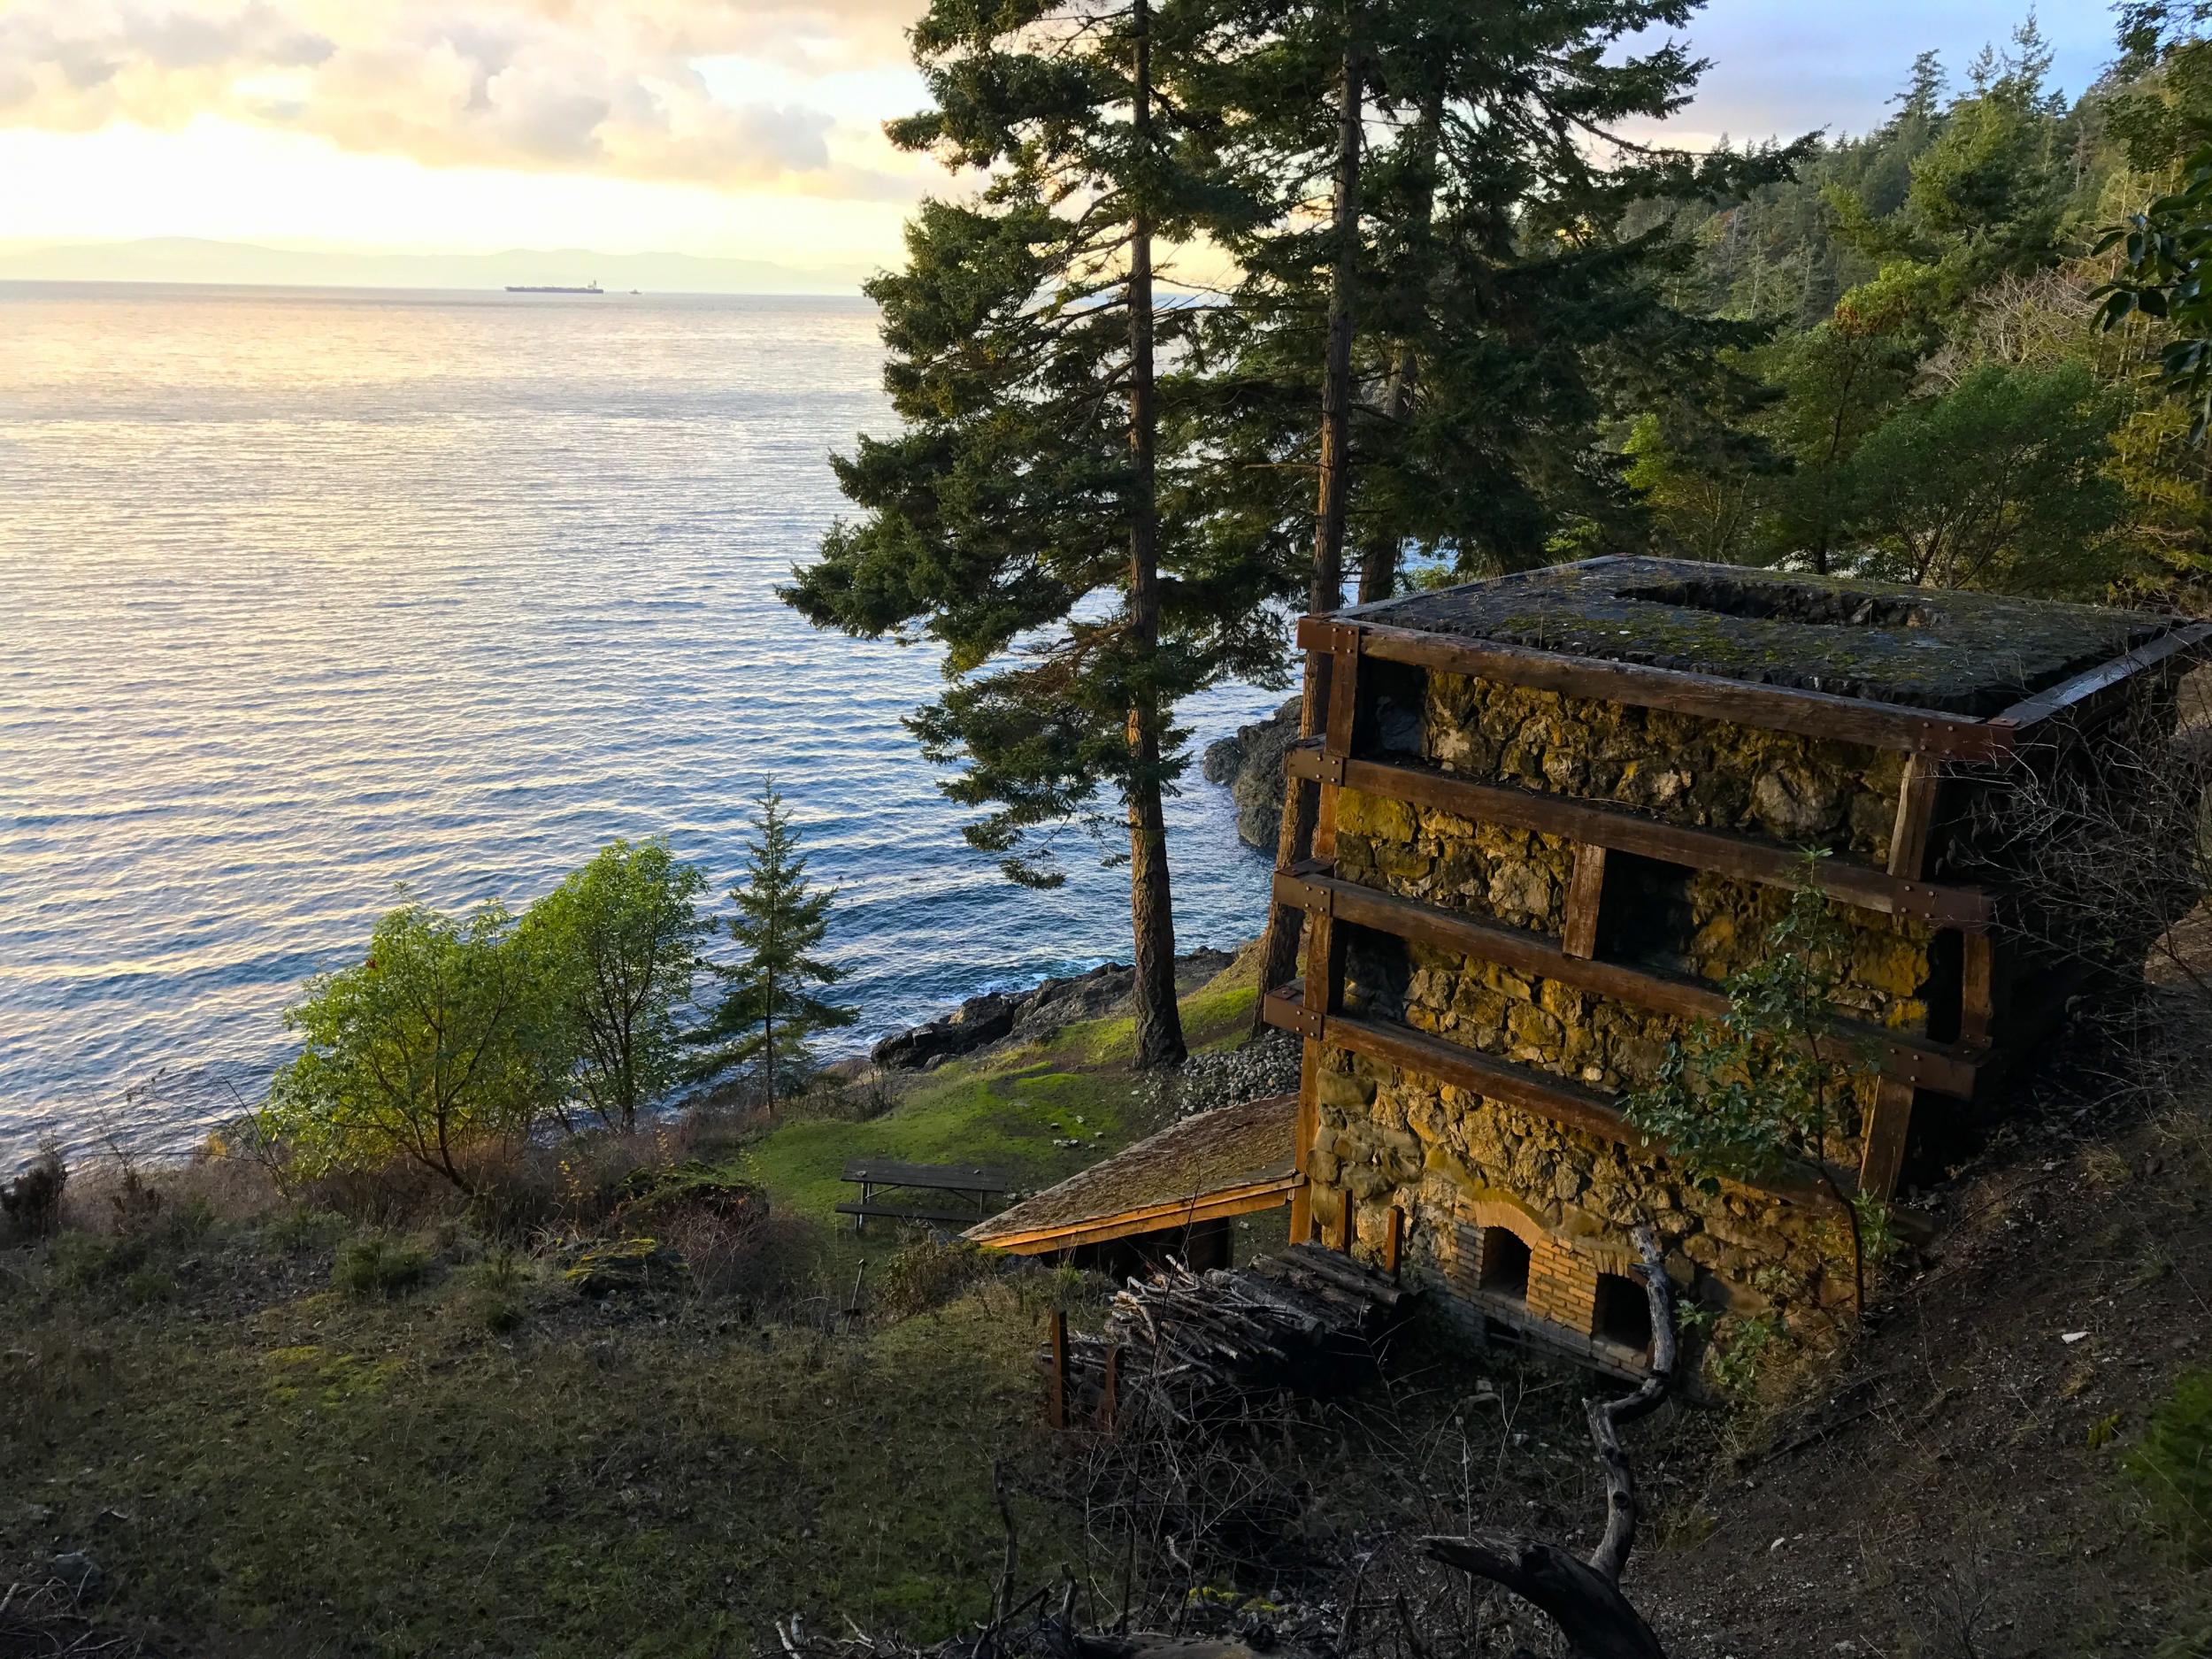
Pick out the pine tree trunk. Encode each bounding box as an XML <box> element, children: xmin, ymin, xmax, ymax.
<box><xmin>1251</xmin><ymin>41</ymin><xmax>1365</xmax><ymax>1031</ymax></box>
<box><xmin>1356</xmin><ymin>345</ymin><xmax>1417</xmax><ymax>603</ymax></box>
<box><xmin>764</xmin><ymin>972</ymin><xmax>777</xmax><ymax>1117</ymax></box>
<box><xmin>1357</xmin><ymin>95</ymin><xmax>1438</xmax><ymax>607</ymax></box>
<box><xmin>1125</xmin><ymin>0</ymin><xmax>1187</xmax><ymax>1071</ymax></box>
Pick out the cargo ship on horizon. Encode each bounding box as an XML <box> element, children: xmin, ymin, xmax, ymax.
<box><xmin>504</xmin><ymin>280</ymin><xmax>603</xmax><ymax>294</ymax></box>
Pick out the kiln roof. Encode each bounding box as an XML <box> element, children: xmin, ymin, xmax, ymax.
<box><xmin>1342</xmin><ymin>557</ymin><xmax>2172</xmax><ymax>717</ymax></box>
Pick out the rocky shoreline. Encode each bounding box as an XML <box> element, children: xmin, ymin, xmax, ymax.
<box><xmin>868</xmin><ymin>947</ymin><xmax>1240</xmax><ymax>1071</ymax></box>
<box><xmin>1200</xmin><ymin>697</ymin><xmax>1299</xmax><ymax>851</ymax></box>
<box><xmin>858</xmin><ymin>703</ymin><xmax>1311</xmax><ymax>1094</ymax></box>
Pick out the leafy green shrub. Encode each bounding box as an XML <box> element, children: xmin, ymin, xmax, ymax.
<box><xmin>1704</xmin><ymin>1312</ymin><xmax>1785</xmax><ymax>1400</ymax></box>
<box><xmin>50</xmin><ymin>1230</ymin><xmax>148</xmax><ymax>1286</ymax></box>
<box><xmin>1</xmin><ymin>1147</ymin><xmax>67</xmax><ymax>1243</ymax></box>
<box><xmin>2126</xmin><ymin>1368</ymin><xmax>2212</xmax><ymax>1565</ymax></box>
<box><xmin>1625</xmin><ymin>876</ymin><xmax>1881</xmax><ymax>1318</ymax></box>
<box><xmin>47</xmin><ymin>1230</ymin><xmax>173</xmax><ymax>1304</ymax></box>
<box><xmin>331</xmin><ymin>1234</ymin><xmax>432</xmax><ymax>1299</ymax></box>
<box><xmin>264</xmin><ymin>899</ymin><xmax>566</xmax><ymax>1195</ymax></box>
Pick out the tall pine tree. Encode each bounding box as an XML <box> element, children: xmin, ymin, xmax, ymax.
<box><xmin>785</xmin><ymin>0</ymin><xmax>1286</xmax><ymax>1068</ymax></box>
<box><xmin>1225</xmin><ymin>0</ymin><xmax>1799</xmax><ymax>1010</ymax></box>
<box><xmin>689</xmin><ymin>783</ymin><xmax>855</xmax><ymax>1110</ymax></box>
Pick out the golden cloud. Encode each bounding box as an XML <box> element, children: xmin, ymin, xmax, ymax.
<box><xmin>0</xmin><ymin>1</ymin><xmax>930</xmax><ymax>190</ymax></box>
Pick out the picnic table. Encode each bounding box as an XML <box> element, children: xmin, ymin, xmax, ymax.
<box><xmin>837</xmin><ymin>1157</ymin><xmax>1012</xmax><ymax>1233</ymax></box>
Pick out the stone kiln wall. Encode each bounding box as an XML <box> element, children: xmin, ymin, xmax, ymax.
<box><xmin>1306</xmin><ymin>1049</ymin><xmax>1848</xmax><ymax>1348</ymax></box>
<box><xmin>1340</xmin><ymin>934</ymin><xmax>1878</xmax><ymax>1162</ymax></box>
<box><xmin>1422</xmin><ymin>674</ymin><xmax>1909</xmax><ymax>857</ymax></box>
<box><xmin>1315</xmin><ymin>670</ymin><xmax>1914</xmax><ymax>1356</ymax></box>
<box><xmin>1333</xmin><ymin>673</ymin><xmax>1947</xmax><ymax>1035</ymax></box>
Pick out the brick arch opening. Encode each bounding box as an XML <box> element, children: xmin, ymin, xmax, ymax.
<box><xmin>1594</xmin><ymin>1270</ymin><xmax>1653</xmax><ymax>1354</ymax></box>
<box><xmin>1479</xmin><ymin>1226</ymin><xmax>1532</xmax><ymax>1301</ymax></box>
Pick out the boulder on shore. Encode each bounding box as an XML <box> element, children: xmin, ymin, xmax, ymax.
<box><xmin>1201</xmin><ymin>698</ymin><xmax>1301</xmax><ymax>852</ymax></box>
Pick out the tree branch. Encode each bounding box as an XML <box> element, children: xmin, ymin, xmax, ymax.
<box><xmin>1425</xmin><ymin>1225</ymin><xmax>1675</xmax><ymax>1658</ymax></box>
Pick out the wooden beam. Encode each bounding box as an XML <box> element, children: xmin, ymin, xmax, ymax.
<box><xmin>973</xmin><ymin>1178</ymin><xmax>1303</xmax><ymax>1255</ymax></box>
<box><xmin>1886</xmin><ymin>754</ymin><xmax>1940</xmax><ymax>879</ymax></box>
<box><xmin>1263</xmin><ymin>987</ymin><xmax>1857</xmax><ymax>1209</ymax></box>
<box><xmin>1305</xmin><ymin>902</ymin><xmax>1347</xmax><ymax>1018</ymax></box>
<box><xmin>1985</xmin><ymin>621</ymin><xmax>2212</xmax><ymax>733</ymax></box>
<box><xmin>1314</xmin><ymin>623</ymin><xmax>1363</xmax><ymax>861</ymax></box>
<box><xmin>1285</xmin><ymin>741</ymin><xmax>1993</xmax><ymax>927</ymax></box>
<box><xmin>1562</xmin><ymin>842</ymin><xmax>1608</xmax><ymax>959</ymax></box>
<box><xmin>1961</xmin><ymin>932</ymin><xmax>1995</xmax><ymax>1048</ymax></box>
<box><xmin>1384</xmin><ymin>1205</ymin><xmax>1404</xmax><ymax>1279</ymax></box>
<box><xmin>1272</xmin><ymin>865</ymin><xmax>1986</xmax><ymax>1097</ymax></box>
<box><xmin>1337</xmin><ymin>1186</ymin><xmax>1356</xmax><ymax>1254</ymax></box>
<box><xmin>1290</xmin><ymin>1038</ymin><xmax>1319</xmax><ymax>1244</ymax></box>
<box><xmin>1297</xmin><ymin>615</ymin><xmax>2009</xmax><ymax>761</ymax></box>
<box><xmin>1858</xmin><ymin>1079</ymin><xmax>1916</xmax><ymax>1202</ymax></box>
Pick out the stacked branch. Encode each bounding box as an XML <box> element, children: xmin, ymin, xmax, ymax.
<box><xmin>1056</xmin><ymin>1243</ymin><xmax>1406</xmax><ymax>1429</ymax></box>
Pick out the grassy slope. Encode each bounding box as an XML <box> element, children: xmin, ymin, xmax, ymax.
<box><xmin>1642</xmin><ymin>1086</ymin><xmax>2212</xmax><ymax>1655</ymax></box>
<box><xmin>746</xmin><ymin>972</ymin><xmax>1257</xmax><ymax>1221</ymax></box>
<box><xmin>6</xmin><ymin>1247</ymin><xmax>1069</xmax><ymax>1658</ymax></box>
<box><xmin>0</xmin><ymin>967</ymin><xmax>1257</xmax><ymax>1659</ymax></box>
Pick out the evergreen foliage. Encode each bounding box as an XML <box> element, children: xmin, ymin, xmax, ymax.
<box><xmin>1189</xmin><ymin>0</ymin><xmax>1802</xmax><ymax>591</ymax></box>
<box><xmin>2099</xmin><ymin>134</ymin><xmax>2212</xmax><ymax>442</ymax></box>
<box><xmin>785</xmin><ymin>0</ymin><xmax>1289</xmax><ymax>1066</ymax></box>
<box><xmin>689</xmin><ymin>782</ymin><xmax>855</xmax><ymax>1110</ymax></box>
<box><xmin>1626</xmin><ymin>8</ymin><xmax>2212</xmax><ymax>609</ymax></box>
<box><xmin>1846</xmin><ymin>361</ymin><xmax>2124</xmax><ymax>589</ymax></box>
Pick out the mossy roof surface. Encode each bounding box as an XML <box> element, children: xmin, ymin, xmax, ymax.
<box><xmin>1344</xmin><ymin>557</ymin><xmax>2176</xmax><ymax>716</ymax></box>
<box><xmin>965</xmin><ymin>1092</ymin><xmax>1296</xmax><ymax>1245</ymax></box>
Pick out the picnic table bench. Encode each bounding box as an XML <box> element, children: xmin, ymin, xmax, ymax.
<box><xmin>837</xmin><ymin>1157</ymin><xmax>1012</xmax><ymax>1233</ymax></box>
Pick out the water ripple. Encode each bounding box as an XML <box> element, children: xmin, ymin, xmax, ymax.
<box><xmin>0</xmin><ymin>283</ymin><xmax>1282</xmax><ymax>1160</ymax></box>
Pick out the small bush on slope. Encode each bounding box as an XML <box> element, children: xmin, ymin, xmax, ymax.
<box><xmin>2128</xmin><ymin>1367</ymin><xmax>2212</xmax><ymax>1567</ymax></box>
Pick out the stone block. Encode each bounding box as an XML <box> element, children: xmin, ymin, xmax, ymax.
<box><xmin>1316</xmin><ymin>1066</ymin><xmax>1376</xmax><ymax>1110</ymax></box>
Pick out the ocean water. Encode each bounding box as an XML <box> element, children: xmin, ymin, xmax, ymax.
<box><xmin>0</xmin><ymin>283</ymin><xmax>1283</xmax><ymax>1161</ymax></box>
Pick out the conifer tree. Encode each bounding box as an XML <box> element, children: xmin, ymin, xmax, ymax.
<box><xmin>689</xmin><ymin>783</ymin><xmax>855</xmax><ymax>1110</ymax></box>
<box><xmin>785</xmin><ymin>0</ymin><xmax>1286</xmax><ymax>1068</ymax></box>
<box><xmin>1228</xmin><ymin>0</ymin><xmax>1798</xmax><ymax>1011</ymax></box>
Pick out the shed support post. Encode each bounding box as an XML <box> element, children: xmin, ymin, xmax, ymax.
<box><xmin>1048</xmin><ymin>1310</ymin><xmax>1068</xmax><ymax>1431</ymax></box>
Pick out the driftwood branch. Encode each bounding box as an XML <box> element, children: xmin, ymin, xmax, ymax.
<box><xmin>1586</xmin><ymin>1229</ymin><xmax>1678</xmax><ymax>1582</ymax></box>
<box><xmin>1425</xmin><ymin>1225</ymin><xmax>1675</xmax><ymax>1659</ymax></box>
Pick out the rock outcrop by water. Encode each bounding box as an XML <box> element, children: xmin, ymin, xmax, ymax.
<box><xmin>870</xmin><ymin>948</ymin><xmax>1239</xmax><ymax>1071</ymax></box>
<box><xmin>1201</xmin><ymin>698</ymin><xmax>1301</xmax><ymax>852</ymax></box>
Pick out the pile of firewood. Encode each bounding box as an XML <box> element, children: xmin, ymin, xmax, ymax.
<box><xmin>1055</xmin><ymin>1243</ymin><xmax>1408</xmax><ymax>1428</ymax></box>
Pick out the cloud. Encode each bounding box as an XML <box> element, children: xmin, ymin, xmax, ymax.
<box><xmin>0</xmin><ymin>1</ymin><xmax>919</xmax><ymax>189</ymax></box>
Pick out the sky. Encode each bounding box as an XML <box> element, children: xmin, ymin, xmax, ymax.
<box><xmin>0</xmin><ymin>1</ymin><xmax>2118</xmax><ymax>279</ymax></box>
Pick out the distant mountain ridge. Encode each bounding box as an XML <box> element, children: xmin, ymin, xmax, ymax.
<box><xmin>0</xmin><ymin>237</ymin><xmax>875</xmax><ymax>296</ymax></box>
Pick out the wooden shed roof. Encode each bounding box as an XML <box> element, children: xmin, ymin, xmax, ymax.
<box><xmin>965</xmin><ymin>1093</ymin><xmax>1300</xmax><ymax>1255</ymax></box>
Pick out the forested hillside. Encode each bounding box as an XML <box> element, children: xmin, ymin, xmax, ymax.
<box><xmin>1617</xmin><ymin>9</ymin><xmax>2212</xmax><ymax>610</ymax></box>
